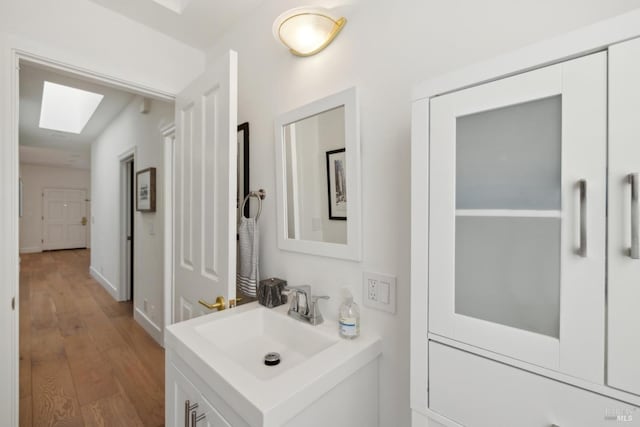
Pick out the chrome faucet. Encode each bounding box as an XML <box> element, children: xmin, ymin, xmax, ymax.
<box><xmin>284</xmin><ymin>285</ymin><xmax>329</xmax><ymax>325</ymax></box>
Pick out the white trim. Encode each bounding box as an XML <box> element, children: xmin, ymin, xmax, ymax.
<box><xmin>410</xmin><ymin>98</ymin><xmax>430</xmax><ymax>414</ymax></box>
<box><xmin>15</xmin><ymin>49</ymin><xmax>175</xmax><ymax>102</ymax></box>
<box><xmin>90</xmin><ymin>266</ymin><xmax>119</xmax><ymax>300</ymax></box>
<box><xmin>134</xmin><ymin>306</ymin><xmax>163</xmax><ymax>346</ymax></box>
<box><xmin>19</xmin><ymin>247</ymin><xmax>42</xmax><ymax>254</ymax></box>
<box><xmin>162</xmin><ymin>124</ymin><xmax>176</xmax><ymax>345</ymax></box>
<box><xmin>410</xmin><ymin>8</ymin><xmax>640</xmax><ymax>418</ymax></box>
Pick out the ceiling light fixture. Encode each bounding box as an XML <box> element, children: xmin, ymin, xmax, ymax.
<box><xmin>273</xmin><ymin>7</ymin><xmax>346</xmax><ymax>57</ymax></box>
<box><xmin>39</xmin><ymin>81</ymin><xmax>104</xmax><ymax>134</ymax></box>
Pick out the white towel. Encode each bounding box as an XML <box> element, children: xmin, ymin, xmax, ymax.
<box><xmin>237</xmin><ymin>217</ymin><xmax>259</xmax><ymax>297</ymax></box>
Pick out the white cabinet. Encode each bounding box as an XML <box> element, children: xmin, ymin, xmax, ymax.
<box><xmin>608</xmin><ymin>36</ymin><xmax>640</xmax><ymax>398</ymax></box>
<box><xmin>411</xmin><ymin>21</ymin><xmax>640</xmax><ymax>427</ymax></box>
<box><xmin>166</xmin><ymin>360</ymin><xmax>232</xmax><ymax>427</ymax></box>
<box><xmin>429</xmin><ymin>52</ymin><xmax>607</xmax><ymax>382</ymax></box>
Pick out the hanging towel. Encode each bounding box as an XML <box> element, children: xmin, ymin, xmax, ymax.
<box><xmin>237</xmin><ymin>216</ymin><xmax>259</xmax><ymax>297</ymax></box>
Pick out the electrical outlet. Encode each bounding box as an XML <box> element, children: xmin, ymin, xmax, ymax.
<box><xmin>368</xmin><ymin>278</ymin><xmax>377</xmax><ymax>300</ymax></box>
<box><xmin>363</xmin><ymin>272</ymin><xmax>396</xmax><ymax>314</ymax></box>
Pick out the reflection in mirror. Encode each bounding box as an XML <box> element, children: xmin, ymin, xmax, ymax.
<box><xmin>283</xmin><ymin>106</ymin><xmax>346</xmax><ymax>244</ymax></box>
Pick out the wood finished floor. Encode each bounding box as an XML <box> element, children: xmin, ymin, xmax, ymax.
<box><xmin>19</xmin><ymin>249</ymin><xmax>165</xmax><ymax>427</ymax></box>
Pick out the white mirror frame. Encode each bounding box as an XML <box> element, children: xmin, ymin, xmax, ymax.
<box><xmin>274</xmin><ymin>87</ymin><xmax>361</xmax><ymax>261</ymax></box>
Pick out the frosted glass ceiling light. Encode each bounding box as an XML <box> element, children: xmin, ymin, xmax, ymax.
<box><xmin>39</xmin><ymin>81</ymin><xmax>104</xmax><ymax>134</ymax></box>
<box><xmin>273</xmin><ymin>7</ymin><xmax>346</xmax><ymax>57</ymax></box>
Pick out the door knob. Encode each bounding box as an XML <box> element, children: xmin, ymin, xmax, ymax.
<box><xmin>81</xmin><ymin>216</ymin><xmax>87</xmax><ymax>226</ymax></box>
<box><xmin>198</xmin><ymin>296</ymin><xmax>226</xmax><ymax>311</ymax></box>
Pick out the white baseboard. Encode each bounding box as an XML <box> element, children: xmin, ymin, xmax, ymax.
<box><xmin>89</xmin><ymin>266</ymin><xmax>119</xmax><ymax>300</ymax></box>
<box><xmin>19</xmin><ymin>247</ymin><xmax>42</xmax><ymax>254</ymax></box>
<box><xmin>134</xmin><ymin>307</ymin><xmax>163</xmax><ymax>347</ymax></box>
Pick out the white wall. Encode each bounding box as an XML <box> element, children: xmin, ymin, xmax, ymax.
<box><xmin>1</xmin><ymin>0</ymin><xmax>204</xmax><ymax>96</ymax></box>
<box><xmin>19</xmin><ymin>163</ymin><xmax>91</xmax><ymax>253</ymax></box>
<box><xmin>205</xmin><ymin>1</ymin><xmax>640</xmax><ymax>425</ymax></box>
<box><xmin>91</xmin><ymin>96</ymin><xmax>173</xmax><ymax>344</ymax></box>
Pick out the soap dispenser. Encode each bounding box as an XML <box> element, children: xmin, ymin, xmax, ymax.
<box><xmin>339</xmin><ymin>289</ymin><xmax>360</xmax><ymax>339</ymax></box>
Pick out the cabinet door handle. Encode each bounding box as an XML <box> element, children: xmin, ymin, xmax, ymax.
<box><xmin>191</xmin><ymin>410</ymin><xmax>206</xmax><ymax>425</ymax></box>
<box><xmin>184</xmin><ymin>400</ymin><xmax>198</xmax><ymax>427</ymax></box>
<box><xmin>578</xmin><ymin>179</ymin><xmax>587</xmax><ymax>257</ymax></box>
<box><xmin>628</xmin><ymin>173</ymin><xmax>639</xmax><ymax>259</ymax></box>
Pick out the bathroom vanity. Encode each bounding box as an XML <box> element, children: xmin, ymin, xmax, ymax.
<box><xmin>165</xmin><ymin>302</ymin><xmax>381</xmax><ymax>427</ymax></box>
<box><xmin>411</xmin><ymin>14</ymin><xmax>640</xmax><ymax>427</ymax></box>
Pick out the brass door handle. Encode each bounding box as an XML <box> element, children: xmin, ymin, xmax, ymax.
<box><xmin>198</xmin><ymin>296</ymin><xmax>226</xmax><ymax>311</ymax></box>
<box><xmin>81</xmin><ymin>216</ymin><xmax>88</xmax><ymax>226</ymax></box>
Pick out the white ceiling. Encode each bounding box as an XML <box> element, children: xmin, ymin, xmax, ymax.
<box><xmin>19</xmin><ymin>62</ymin><xmax>136</xmax><ymax>163</ymax></box>
<box><xmin>88</xmin><ymin>0</ymin><xmax>266</xmax><ymax>50</ymax></box>
<box><xmin>20</xmin><ymin>145</ymin><xmax>91</xmax><ymax>170</ymax></box>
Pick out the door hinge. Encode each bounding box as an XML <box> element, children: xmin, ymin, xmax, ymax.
<box><xmin>11</xmin><ymin>297</ymin><xmax>15</xmax><ymax>311</ymax></box>
<box><xmin>41</xmin><ymin>239</ymin><xmax>44</xmax><ymax>244</ymax></box>
<box><xmin>41</xmin><ymin>216</ymin><xmax>44</xmax><ymax>221</ymax></box>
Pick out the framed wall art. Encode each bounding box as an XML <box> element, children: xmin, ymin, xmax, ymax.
<box><xmin>136</xmin><ymin>167</ymin><xmax>156</xmax><ymax>212</ymax></box>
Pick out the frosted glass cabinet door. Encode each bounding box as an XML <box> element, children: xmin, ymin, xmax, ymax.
<box><xmin>608</xmin><ymin>37</ymin><xmax>640</xmax><ymax>397</ymax></box>
<box><xmin>429</xmin><ymin>52</ymin><xmax>607</xmax><ymax>382</ymax></box>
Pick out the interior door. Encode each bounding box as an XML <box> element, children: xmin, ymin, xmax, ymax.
<box><xmin>428</xmin><ymin>52</ymin><xmax>607</xmax><ymax>382</ymax></box>
<box><xmin>42</xmin><ymin>188</ymin><xmax>87</xmax><ymax>250</ymax></box>
<box><xmin>608</xmin><ymin>36</ymin><xmax>640</xmax><ymax>396</ymax></box>
<box><xmin>174</xmin><ymin>50</ymin><xmax>238</xmax><ymax>321</ymax></box>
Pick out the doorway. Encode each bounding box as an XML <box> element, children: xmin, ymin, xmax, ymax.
<box><xmin>14</xmin><ymin>54</ymin><xmax>176</xmax><ymax>426</ymax></box>
<box><xmin>122</xmin><ymin>157</ymin><xmax>135</xmax><ymax>303</ymax></box>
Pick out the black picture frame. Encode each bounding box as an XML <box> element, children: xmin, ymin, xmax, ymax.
<box><xmin>326</xmin><ymin>148</ymin><xmax>347</xmax><ymax>220</ymax></box>
<box><xmin>238</xmin><ymin>122</ymin><xmax>250</xmax><ymax>218</ymax></box>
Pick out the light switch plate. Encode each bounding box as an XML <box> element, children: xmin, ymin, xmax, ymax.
<box><xmin>363</xmin><ymin>272</ymin><xmax>396</xmax><ymax>314</ymax></box>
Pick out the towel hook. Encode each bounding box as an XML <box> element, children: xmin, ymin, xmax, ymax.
<box><xmin>241</xmin><ymin>189</ymin><xmax>266</xmax><ymax>220</ymax></box>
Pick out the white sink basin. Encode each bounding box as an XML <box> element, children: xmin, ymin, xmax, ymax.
<box><xmin>165</xmin><ymin>301</ymin><xmax>381</xmax><ymax>427</ymax></box>
<box><xmin>194</xmin><ymin>307</ymin><xmax>339</xmax><ymax>380</ymax></box>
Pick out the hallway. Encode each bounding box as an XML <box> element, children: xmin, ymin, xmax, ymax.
<box><xmin>19</xmin><ymin>250</ymin><xmax>165</xmax><ymax>426</ymax></box>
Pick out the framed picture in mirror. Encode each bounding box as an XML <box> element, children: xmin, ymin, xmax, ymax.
<box><xmin>326</xmin><ymin>148</ymin><xmax>347</xmax><ymax>220</ymax></box>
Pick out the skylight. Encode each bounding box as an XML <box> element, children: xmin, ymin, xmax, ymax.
<box><xmin>39</xmin><ymin>81</ymin><xmax>104</xmax><ymax>134</ymax></box>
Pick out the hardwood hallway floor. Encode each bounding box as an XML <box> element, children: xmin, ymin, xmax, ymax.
<box><xmin>19</xmin><ymin>250</ymin><xmax>165</xmax><ymax>427</ymax></box>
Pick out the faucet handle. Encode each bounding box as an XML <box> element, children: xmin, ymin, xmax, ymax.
<box><xmin>309</xmin><ymin>295</ymin><xmax>329</xmax><ymax>325</ymax></box>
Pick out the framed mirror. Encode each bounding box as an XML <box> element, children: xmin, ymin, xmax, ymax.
<box><xmin>274</xmin><ymin>87</ymin><xmax>361</xmax><ymax>261</ymax></box>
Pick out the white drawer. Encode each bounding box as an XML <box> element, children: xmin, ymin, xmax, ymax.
<box><xmin>429</xmin><ymin>342</ymin><xmax>640</xmax><ymax>427</ymax></box>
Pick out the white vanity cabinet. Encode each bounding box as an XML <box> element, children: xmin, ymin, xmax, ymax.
<box><xmin>166</xmin><ymin>353</ymin><xmax>247</xmax><ymax>427</ymax></box>
<box><xmin>411</xmin><ymin>21</ymin><xmax>640</xmax><ymax>427</ymax></box>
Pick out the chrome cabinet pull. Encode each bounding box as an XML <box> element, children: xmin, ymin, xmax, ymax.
<box><xmin>191</xmin><ymin>410</ymin><xmax>206</xmax><ymax>425</ymax></box>
<box><xmin>578</xmin><ymin>179</ymin><xmax>587</xmax><ymax>257</ymax></box>
<box><xmin>628</xmin><ymin>173</ymin><xmax>640</xmax><ymax>259</ymax></box>
<box><xmin>184</xmin><ymin>400</ymin><xmax>198</xmax><ymax>427</ymax></box>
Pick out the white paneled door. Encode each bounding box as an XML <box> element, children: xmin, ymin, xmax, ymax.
<box><xmin>608</xmin><ymin>36</ymin><xmax>640</xmax><ymax>397</ymax></box>
<box><xmin>42</xmin><ymin>188</ymin><xmax>88</xmax><ymax>250</ymax></box>
<box><xmin>174</xmin><ymin>50</ymin><xmax>238</xmax><ymax>321</ymax></box>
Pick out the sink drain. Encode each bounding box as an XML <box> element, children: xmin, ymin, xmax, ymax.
<box><xmin>264</xmin><ymin>352</ymin><xmax>281</xmax><ymax>366</ymax></box>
